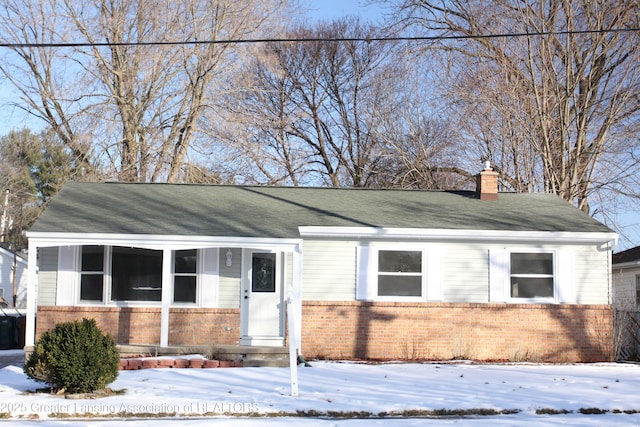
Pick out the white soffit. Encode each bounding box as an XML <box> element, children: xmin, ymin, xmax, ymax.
<box><xmin>298</xmin><ymin>226</ymin><xmax>619</xmax><ymax>245</ymax></box>
<box><xmin>26</xmin><ymin>232</ymin><xmax>302</xmax><ymax>250</ymax></box>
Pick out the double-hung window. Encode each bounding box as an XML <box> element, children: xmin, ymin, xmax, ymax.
<box><xmin>357</xmin><ymin>245</ymin><xmax>441</xmax><ymax>302</ymax></box>
<box><xmin>80</xmin><ymin>245</ymin><xmax>104</xmax><ymax>301</ymax></box>
<box><xmin>174</xmin><ymin>249</ymin><xmax>197</xmax><ymax>303</ymax></box>
<box><xmin>376</xmin><ymin>250</ymin><xmax>423</xmax><ymax>298</ymax></box>
<box><xmin>509</xmin><ymin>252</ymin><xmax>555</xmax><ymax>299</ymax></box>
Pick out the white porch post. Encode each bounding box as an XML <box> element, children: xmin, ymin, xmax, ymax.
<box><xmin>293</xmin><ymin>244</ymin><xmax>303</xmax><ymax>348</ymax></box>
<box><xmin>160</xmin><ymin>248</ymin><xmax>172</xmax><ymax>347</ymax></box>
<box><xmin>288</xmin><ymin>243</ymin><xmax>303</xmax><ymax>397</ymax></box>
<box><xmin>25</xmin><ymin>240</ymin><xmax>38</xmax><ymax>347</ymax></box>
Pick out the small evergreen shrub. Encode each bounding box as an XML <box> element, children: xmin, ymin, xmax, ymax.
<box><xmin>24</xmin><ymin>318</ymin><xmax>119</xmax><ymax>394</ymax></box>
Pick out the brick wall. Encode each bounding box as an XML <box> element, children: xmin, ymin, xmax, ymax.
<box><xmin>37</xmin><ymin>302</ymin><xmax>614</xmax><ymax>362</ymax></box>
<box><xmin>300</xmin><ymin>301</ymin><xmax>614</xmax><ymax>362</ymax></box>
<box><xmin>36</xmin><ymin>306</ymin><xmax>240</xmax><ymax>346</ymax></box>
<box><xmin>168</xmin><ymin>308</ymin><xmax>240</xmax><ymax>346</ymax></box>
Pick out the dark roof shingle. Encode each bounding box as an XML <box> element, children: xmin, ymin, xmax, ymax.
<box><xmin>613</xmin><ymin>246</ymin><xmax>640</xmax><ymax>264</ymax></box>
<box><xmin>29</xmin><ymin>182</ymin><xmax>614</xmax><ymax>238</ymax></box>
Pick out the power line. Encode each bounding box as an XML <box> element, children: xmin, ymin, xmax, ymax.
<box><xmin>0</xmin><ymin>27</ymin><xmax>637</xmax><ymax>48</ymax></box>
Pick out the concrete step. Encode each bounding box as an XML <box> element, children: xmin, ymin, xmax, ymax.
<box><xmin>212</xmin><ymin>345</ymin><xmax>290</xmax><ymax>368</ymax></box>
<box><xmin>117</xmin><ymin>344</ymin><xmax>290</xmax><ymax>368</ymax></box>
<box><xmin>242</xmin><ymin>358</ymin><xmax>290</xmax><ymax>368</ymax></box>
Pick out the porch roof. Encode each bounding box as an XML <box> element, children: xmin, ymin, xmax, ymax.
<box><xmin>28</xmin><ymin>182</ymin><xmax>613</xmax><ymax>238</ymax></box>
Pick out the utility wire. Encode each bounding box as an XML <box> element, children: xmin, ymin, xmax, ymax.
<box><xmin>0</xmin><ymin>27</ymin><xmax>637</xmax><ymax>48</ymax></box>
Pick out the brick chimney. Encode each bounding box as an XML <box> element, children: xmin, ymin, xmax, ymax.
<box><xmin>476</xmin><ymin>161</ymin><xmax>499</xmax><ymax>201</ymax></box>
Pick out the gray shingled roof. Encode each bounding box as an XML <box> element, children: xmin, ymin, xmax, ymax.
<box><xmin>613</xmin><ymin>245</ymin><xmax>640</xmax><ymax>264</ymax></box>
<box><xmin>29</xmin><ymin>182</ymin><xmax>613</xmax><ymax>238</ymax></box>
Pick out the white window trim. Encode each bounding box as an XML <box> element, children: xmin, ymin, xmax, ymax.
<box><xmin>376</xmin><ymin>248</ymin><xmax>426</xmax><ymax>301</ymax></box>
<box><xmin>75</xmin><ymin>246</ymin><xmax>211</xmax><ymax>307</ymax></box>
<box><xmin>171</xmin><ymin>249</ymin><xmax>199</xmax><ymax>306</ymax></box>
<box><xmin>356</xmin><ymin>243</ymin><xmax>442</xmax><ymax>302</ymax></box>
<box><xmin>506</xmin><ymin>248</ymin><xmax>558</xmax><ymax>303</ymax></box>
<box><xmin>76</xmin><ymin>245</ymin><xmax>106</xmax><ymax>306</ymax></box>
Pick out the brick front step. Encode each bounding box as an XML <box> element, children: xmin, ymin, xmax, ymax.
<box><xmin>119</xmin><ymin>358</ymin><xmax>243</xmax><ymax>370</ymax></box>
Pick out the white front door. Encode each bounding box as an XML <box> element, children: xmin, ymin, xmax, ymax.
<box><xmin>240</xmin><ymin>250</ymin><xmax>285</xmax><ymax>346</ymax></box>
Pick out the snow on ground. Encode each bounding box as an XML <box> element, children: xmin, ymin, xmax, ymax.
<box><xmin>1</xmin><ymin>350</ymin><xmax>639</xmax><ymax>426</ymax></box>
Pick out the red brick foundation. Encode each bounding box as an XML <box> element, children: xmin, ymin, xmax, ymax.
<box><xmin>35</xmin><ymin>306</ymin><xmax>240</xmax><ymax>346</ymax></box>
<box><xmin>36</xmin><ymin>302</ymin><xmax>614</xmax><ymax>363</ymax></box>
<box><xmin>300</xmin><ymin>301</ymin><xmax>614</xmax><ymax>363</ymax></box>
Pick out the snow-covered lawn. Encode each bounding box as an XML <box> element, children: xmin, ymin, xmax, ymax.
<box><xmin>1</xmin><ymin>350</ymin><xmax>639</xmax><ymax>426</ymax></box>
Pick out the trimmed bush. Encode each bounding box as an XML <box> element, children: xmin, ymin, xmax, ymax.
<box><xmin>24</xmin><ymin>318</ymin><xmax>119</xmax><ymax>393</ymax></box>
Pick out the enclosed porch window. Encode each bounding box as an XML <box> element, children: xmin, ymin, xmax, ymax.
<box><xmin>111</xmin><ymin>247</ymin><xmax>163</xmax><ymax>302</ymax></box>
<box><xmin>78</xmin><ymin>246</ymin><xmax>202</xmax><ymax>304</ymax></box>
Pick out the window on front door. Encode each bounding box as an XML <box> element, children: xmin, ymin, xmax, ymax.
<box><xmin>509</xmin><ymin>252</ymin><xmax>554</xmax><ymax>299</ymax></box>
<box><xmin>252</xmin><ymin>253</ymin><xmax>276</xmax><ymax>292</ymax></box>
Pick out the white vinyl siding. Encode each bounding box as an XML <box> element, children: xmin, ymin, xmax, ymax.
<box><xmin>302</xmin><ymin>240</ymin><xmax>358</xmax><ymax>300</ymax></box>
<box><xmin>0</xmin><ymin>253</ymin><xmax>10</xmax><ymax>301</ymax></box>
<box><xmin>355</xmin><ymin>241</ymin><xmax>605</xmax><ymax>304</ymax></box>
<box><xmin>57</xmin><ymin>246</ymin><xmax>78</xmax><ymax>305</ymax></box>
<box><xmin>557</xmin><ymin>249</ymin><xmax>574</xmax><ymax>303</ymax></box>
<box><xmin>37</xmin><ymin>247</ymin><xmax>58</xmax><ymax>306</ymax></box>
<box><xmin>444</xmin><ymin>244</ymin><xmax>491</xmax><ymax>302</ymax></box>
<box><xmin>218</xmin><ymin>248</ymin><xmax>241</xmax><ymax>308</ymax></box>
<box><xmin>612</xmin><ymin>267</ymin><xmax>639</xmax><ymax>310</ymax></box>
<box><xmin>426</xmin><ymin>248</ymin><xmax>443</xmax><ymax>300</ymax></box>
<box><xmin>199</xmin><ymin>248</ymin><xmax>219</xmax><ymax>308</ymax></box>
<box><xmin>486</xmin><ymin>244</ymin><xmax>609</xmax><ymax>304</ymax></box>
<box><xmin>572</xmin><ymin>245</ymin><xmax>610</xmax><ymax>304</ymax></box>
<box><xmin>284</xmin><ymin>252</ymin><xmax>293</xmax><ymax>292</ymax></box>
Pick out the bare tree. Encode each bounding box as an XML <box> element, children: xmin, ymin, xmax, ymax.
<box><xmin>221</xmin><ymin>17</ymin><xmax>399</xmax><ymax>187</ymax></box>
<box><xmin>0</xmin><ymin>0</ymin><xmax>293</xmax><ymax>182</ymax></box>
<box><xmin>445</xmin><ymin>62</ymin><xmax>543</xmax><ymax>193</ymax></box>
<box><xmin>368</xmin><ymin>53</ymin><xmax>470</xmax><ymax>189</ymax></box>
<box><xmin>388</xmin><ymin>0</ymin><xmax>640</xmax><ymax>212</ymax></box>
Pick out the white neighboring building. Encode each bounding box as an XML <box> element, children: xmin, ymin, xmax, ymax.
<box><xmin>0</xmin><ymin>246</ymin><xmax>27</xmax><ymax>309</ymax></box>
<box><xmin>613</xmin><ymin>246</ymin><xmax>640</xmax><ymax>311</ymax></box>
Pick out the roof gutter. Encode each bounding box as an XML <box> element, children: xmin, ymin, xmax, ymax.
<box><xmin>26</xmin><ymin>232</ymin><xmax>303</xmax><ymax>250</ymax></box>
<box><xmin>612</xmin><ymin>260</ymin><xmax>640</xmax><ymax>269</ymax></box>
<box><xmin>298</xmin><ymin>226</ymin><xmax>619</xmax><ymax>245</ymax></box>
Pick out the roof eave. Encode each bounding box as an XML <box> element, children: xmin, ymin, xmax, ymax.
<box><xmin>612</xmin><ymin>260</ymin><xmax>640</xmax><ymax>269</ymax></box>
<box><xmin>298</xmin><ymin>226</ymin><xmax>619</xmax><ymax>245</ymax></box>
<box><xmin>26</xmin><ymin>232</ymin><xmax>302</xmax><ymax>250</ymax></box>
